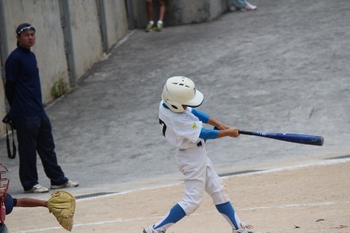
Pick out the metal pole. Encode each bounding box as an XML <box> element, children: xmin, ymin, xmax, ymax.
<box><xmin>96</xmin><ymin>0</ymin><xmax>108</xmax><ymax>53</ymax></box>
<box><xmin>59</xmin><ymin>0</ymin><xmax>77</xmax><ymax>88</ymax></box>
<box><xmin>0</xmin><ymin>0</ymin><xmax>9</xmax><ymax>77</ymax></box>
<box><xmin>0</xmin><ymin>0</ymin><xmax>10</xmax><ymax>110</ymax></box>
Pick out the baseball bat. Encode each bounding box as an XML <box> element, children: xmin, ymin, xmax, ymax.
<box><xmin>214</xmin><ymin>127</ymin><xmax>324</xmax><ymax>146</ymax></box>
<box><xmin>239</xmin><ymin>130</ymin><xmax>324</xmax><ymax>146</ymax></box>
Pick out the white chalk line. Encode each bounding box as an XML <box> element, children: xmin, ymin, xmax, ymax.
<box><xmin>241</xmin><ymin>201</ymin><xmax>338</xmax><ymax>211</ymax></box>
<box><xmin>15</xmin><ymin>158</ymin><xmax>350</xmax><ymax>233</ymax></box>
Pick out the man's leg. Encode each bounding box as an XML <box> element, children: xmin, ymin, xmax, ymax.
<box><xmin>146</xmin><ymin>0</ymin><xmax>153</xmax><ymax>21</ymax></box>
<box><xmin>155</xmin><ymin>0</ymin><xmax>165</xmax><ymax>31</ymax></box>
<box><xmin>36</xmin><ymin>114</ymin><xmax>68</xmax><ymax>186</ymax></box>
<box><xmin>159</xmin><ymin>0</ymin><xmax>166</xmax><ymax>21</ymax></box>
<box><xmin>145</xmin><ymin>0</ymin><xmax>155</xmax><ymax>31</ymax></box>
<box><xmin>13</xmin><ymin>116</ymin><xmax>40</xmax><ymax>191</ymax></box>
<box><xmin>231</xmin><ymin>0</ymin><xmax>247</xmax><ymax>8</ymax></box>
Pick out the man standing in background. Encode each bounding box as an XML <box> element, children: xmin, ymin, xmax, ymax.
<box><xmin>4</xmin><ymin>23</ymin><xmax>78</xmax><ymax>193</ymax></box>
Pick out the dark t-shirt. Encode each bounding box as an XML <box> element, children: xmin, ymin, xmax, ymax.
<box><xmin>5</xmin><ymin>46</ymin><xmax>45</xmax><ymax>116</ymax></box>
<box><xmin>4</xmin><ymin>193</ymin><xmax>16</xmax><ymax>215</ymax></box>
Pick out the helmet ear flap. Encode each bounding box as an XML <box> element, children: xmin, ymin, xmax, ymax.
<box><xmin>164</xmin><ymin>100</ymin><xmax>184</xmax><ymax>113</ymax></box>
<box><xmin>162</xmin><ymin>83</ymin><xmax>186</xmax><ymax>113</ymax></box>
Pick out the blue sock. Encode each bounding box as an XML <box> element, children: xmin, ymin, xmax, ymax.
<box><xmin>216</xmin><ymin>202</ymin><xmax>239</xmax><ymax>229</ymax></box>
<box><xmin>154</xmin><ymin>204</ymin><xmax>186</xmax><ymax>230</ymax></box>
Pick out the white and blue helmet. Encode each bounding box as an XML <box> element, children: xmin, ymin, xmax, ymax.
<box><xmin>161</xmin><ymin>76</ymin><xmax>204</xmax><ymax>113</ymax></box>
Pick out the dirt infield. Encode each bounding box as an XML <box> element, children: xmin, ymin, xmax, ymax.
<box><xmin>5</xmin><ymin>159</ymin><xmax>349</xmax><ymax>233</ymax></box>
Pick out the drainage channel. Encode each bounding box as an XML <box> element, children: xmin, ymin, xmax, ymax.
<box><xmin>325</xmin><ymin>154</ymin><xmax>350</xmax><ymax>160</ymax></box>
<box><xmin>219</xmin><ymin>169</ymin><xmax>264</xmax><ymax>177</ymax></box>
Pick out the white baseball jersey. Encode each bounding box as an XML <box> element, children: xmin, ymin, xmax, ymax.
<box><xmin>158</xmin><ymin>101</ymin><xmax>203</xmax><ymax>150</ymax></box>
<box><xmin>158</xmin><ymin>101</ymin><xmax>230</xmax><ymax>216</ymax></box>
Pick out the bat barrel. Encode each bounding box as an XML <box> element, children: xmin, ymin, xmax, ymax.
<box><xmin>216</xmin><ymin>127</ymin><xmax>324</xmax><ymax>146</ymax></box>
<box><xmin>244</xmin><ymin>131</ymin><xmax>324</xmax><ymax>146</ymax></box>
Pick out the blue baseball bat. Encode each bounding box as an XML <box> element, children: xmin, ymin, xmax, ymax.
<box><xmin>214</xmin><ymin>127</ymin><xmax>324</xmax><ymax>146</ymax></box>
<box><xmin>239</xmin><ymin>130</ymin><xmax>324</xmax><ymax>146</ymax></box>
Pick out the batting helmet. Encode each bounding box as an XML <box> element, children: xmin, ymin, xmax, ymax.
<box><xmin>161</xmin><ymin>76</ymin><xmax>204</xmax><ymax>113</ymax></box>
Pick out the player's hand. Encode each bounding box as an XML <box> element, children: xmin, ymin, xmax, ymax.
<box><xmin>214</xmin><ymin>123</ymin><xmax>230</xmax><ymax>130</ymax></box>
<box><xmin>208</xmin><ymin>117</ymin><xmax>230</xmax><ymax>130</ymax></box>
<box><xmin>227</xmin><ymin>128</ymin><xmax>239</xmax><ymax>138</ymax></box>
<box><xmin>216</xmin><ymin>127</ymin><xmax>239</xmax><ymax>138</ymax></box>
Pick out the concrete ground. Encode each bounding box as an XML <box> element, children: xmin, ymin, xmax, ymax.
<box><xmin>1</xmin><ymin>0</ymin><xmax>349</xmax><ymax>213</ymax></box>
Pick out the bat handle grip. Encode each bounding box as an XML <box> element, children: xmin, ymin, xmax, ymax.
<box><xmin>214</xmin><ymin>127</ymin><xmax>252</xmax><ymax>135</ymax></box>
<box><xmin>238</xmin><ymin>130</ymin><xmax>253</xmax><ymax>135</ymax></box>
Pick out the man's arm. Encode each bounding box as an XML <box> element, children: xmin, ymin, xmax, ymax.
<box><xmin>5</xmin><ymin>81</ymin><xmax>15</xmax><ymax>106</ymax></box>
<box><xmin>5</xmin><ymin>54</ymin><xmax>20</xmax><ymax>107</ymax></box>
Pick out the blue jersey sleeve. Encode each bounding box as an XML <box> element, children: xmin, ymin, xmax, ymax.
<box><xmin>191</xmin><ymin>109</ymin><xmax>209</xmax><ymax>123</ymax></box>
<box><xmin>199</xmin><ymin>128</ymin><xmax>218</xmax><ymax>140</ymax></box>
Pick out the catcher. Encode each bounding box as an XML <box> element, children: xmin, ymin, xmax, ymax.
<box><xmin>1</xmin><ymin>164</ymin><xmax>76</xmax><ymax>232</ymax></box>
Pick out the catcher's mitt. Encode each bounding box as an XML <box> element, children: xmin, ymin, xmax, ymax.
<box><xmin>48</xmin><ymin>190</ymin><xmax>76</xmax><ymax>231</ymax></box>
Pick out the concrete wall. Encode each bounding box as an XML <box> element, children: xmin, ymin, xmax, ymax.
<box><xmin>0</xmin><ymin>0</ymin><xmax>130</xmax><ymax>135</ymax></box>
<box><xmin>132</xmin><ymin>0</ymin><xmax>229</xmax><ymax>28</ymax></box>
<box><xmin>68</xmin><ymin>0</ymin><xmax>103</xmax><ymax>80</ymax></box>
<box><xmin>104</xmin><ymin>0</ymin><xmax>129</xmax><ymax>49</ymax></box>
<box><xmin>166</xmin><ymin>0</ymin><xmax>228</xmax><ymax>25</ymax></box>
<box><xmin>2</xmin><ymin>0</ymin><xmax>69</xmax><ymax>104</ymax></box>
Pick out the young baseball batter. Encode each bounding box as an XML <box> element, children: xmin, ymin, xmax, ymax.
<box><xmin>143</xmin><ymin>76</ymin><xmax>258</xmax><ymax>233</ymax></box>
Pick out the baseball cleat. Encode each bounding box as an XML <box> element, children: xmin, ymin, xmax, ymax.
<box><xmin>143</xmin><ymin>225</ymin><xmax>165</xmax><ymax>233</ymax></box>
<box><xmin>233</xmin><ymin>223</ymin><xmax>261</xmax><ymax>233</ymax></box>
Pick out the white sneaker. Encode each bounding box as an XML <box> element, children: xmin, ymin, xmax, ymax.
<box><xmin>143</xmin><ymin>225</ymin><xmax>165</xmax><ymax>233</ymax></box>
<box><xmin>233</xmin><ymin>223</ymin><xmax>260</xmax><ymax>233</ymax></box>
<box><xmin>230</xmin><ymin>6</ymin><xmax>241</xmax><ymax>11</ymax></box>
<box><xmin>233</xmin><ymin>228</ymin><xmax>254</xmax><ymax>233</ymax></box>
<box><xmin>25</xmin><ymin>184</ymin><xmax>49</xmax><ymax>193</ymax></box>
<box><xmin>244</xmin><ymin>2</ymin><xmax>257</xmax><ymax>11</ymax></box>
<box><xmin>51</xmin><ymin>180</ymin><xmax>79</xmax><ymax>189</ymax></box>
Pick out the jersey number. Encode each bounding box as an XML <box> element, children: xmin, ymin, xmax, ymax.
<box><xmin>159</xmin><ymin>119</ymin><xmax>167</xmax><ymax>137</ymax></box>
